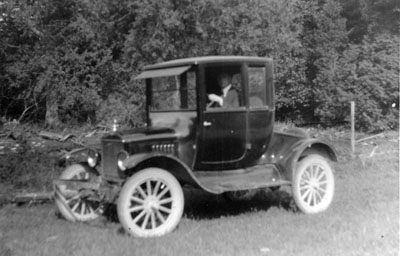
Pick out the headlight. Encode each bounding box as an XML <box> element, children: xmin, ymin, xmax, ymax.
<box><xmin>87</xmin><ymin>149</ymin><xmax>98</xmax><ymax>167</ymax></box>
<box><xmin>117</xmin><ymin>151</ymin><xmax>129</xmax><ymax>171</ymax></box>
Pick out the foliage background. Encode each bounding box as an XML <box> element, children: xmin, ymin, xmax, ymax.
<box><xmin>0</xmin><ymin>0</ymin><xmax>399</xmax><ymax>132</ymax></box>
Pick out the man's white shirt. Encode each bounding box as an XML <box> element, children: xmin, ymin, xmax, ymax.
<box><xmin>222</xmin><ymin>84</ymin><xmax>232</xmax><ymax>98</ymax></box>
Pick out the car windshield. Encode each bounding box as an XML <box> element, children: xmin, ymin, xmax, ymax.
<box><xmin>151</xmin><ymin>71</ymin><xmax>196</xmax><ymax>112</ymax></box>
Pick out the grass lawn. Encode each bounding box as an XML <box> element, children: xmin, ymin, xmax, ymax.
<box><xmin>0</xmin><ymin>131</ymin><xmax>398</xmax><ymax>256</ymax></box>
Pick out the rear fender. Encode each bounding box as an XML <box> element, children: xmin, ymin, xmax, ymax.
<box><xmin>265</xmin><ymin>131</ymin><xmax>337</xmax><ymax>181</ymax></box>
<box><xmin>122</xmin><ymin>153</ymin><xmax>200</xmax><ymax>188</ymax></box>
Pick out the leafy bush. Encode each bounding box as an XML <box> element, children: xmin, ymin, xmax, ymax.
<box><xmin>96</xmin><ymin>91</ymin><xmax>146</xmax><ymax>128</ymax></box>
<box><xmin>315</xmin><ymin>34</ymin><xmax>399</xmax><ymax>132</ymax></box>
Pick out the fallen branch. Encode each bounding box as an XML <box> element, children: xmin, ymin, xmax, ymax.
<box><xmin>71</xmin><ymin>137</ymin><xmax>85</xmax><ymax>146</ymax></box>
<box><xmin>358</xmin><ymin>150</ymin><xmax>398</xmax><ymax>160</ymax></box>
<box><xmin>1</xmin><ymin>131</ymin><xmax>14</xmax><ymax>140</ymax></box>
<box><xmin>39</xmin><ymin>131</ymin><xmax>74</xmax><ymax>142</ymax></box>
<box><xmin>17</xmin><ymin>104</ymin><xmax>35</xmax><ymax>123</ymax></box>
<box><xmin>356</xmin><ymin>133</ymin><xmax>384</xmax><ymax>143</ymax></box>
<box><xmin>39</xmin><ymin>131</ymin><xmax>63</xmax><ymax>140</ymax></box>
<box><xmin>368</xmin><ymin>145</ymin><xmax>378</xmax><ymax>157</ymax></box>
<box><xmin>14</xmin><ymin>192</ymin><xmax>53</xmax><ymax>204</ymax></box>
<box><xmin>85</xmin><ymin>130</ymin><xmax>97</xmax><ymax>138</ymax></box>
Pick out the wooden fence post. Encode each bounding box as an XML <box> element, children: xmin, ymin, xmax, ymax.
<box><xmin>351</xmin><ymin>101</ymin><xmax>355</xmax><ymax>157</ymax></box>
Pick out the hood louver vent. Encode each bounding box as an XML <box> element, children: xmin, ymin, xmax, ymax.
<box><xmin>151</xmin><ymin>143</ymin><xmax>175</xmax><ymax>154</ymax></box>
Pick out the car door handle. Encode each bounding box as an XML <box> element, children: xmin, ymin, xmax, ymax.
<box><xmin>203</xmin><ymin>121</ymin><xmax>212</xmax><ymax>127</ymax></box>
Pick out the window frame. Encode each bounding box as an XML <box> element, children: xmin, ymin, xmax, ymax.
<box><xmin>203</xmin><ymin>63</ymin><xmax>246</xmax><ymax>112</ymax></box>
<box><xmin>148</xmin><ymin>69</ymin><xmax>197</xmax><ymax>113</ymax></box>
<box><xmin>247</xmin><ymin>65</ymin><xmax>270</xmax><ymax>110</ymax></box>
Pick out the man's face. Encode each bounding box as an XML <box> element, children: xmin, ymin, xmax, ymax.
<box><xmin>218</xmin><ymin>75</ymin><xmax>231</xmax><ymax>88</ymax></box>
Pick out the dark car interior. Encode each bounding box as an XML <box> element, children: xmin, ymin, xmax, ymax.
<box><xmin>204</xmin><ymin>65</ymin><xmax>244</xmax><ymax>108</ymax></box>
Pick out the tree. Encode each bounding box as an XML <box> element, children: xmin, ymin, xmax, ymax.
<box><xmin>362</xmin><ymin>0</ymin><xmax>400</xmax><ymax>36</ymax></box>
<box><xmin>0</xmin><ymin>0</ymin><xmax>398</xmax><ymax>132</ymax></box>
<box><xmin>337</xmin><ymin>0</ymin><xmax>400</xmax><ymax>42</ymax></box>
<box><xmin>0</xmin><ymin>0</ymin><xmax>128</xmax><ymax>126</ymax></box>
<box><xmin>318</xmin><ymin>34</ymin><xmax>399</xmax><ymax>131</ymax></box>
<box><xmin>275</xmin><ymin>0</ymin><xmax>348</xmax><ymax>124</ymax></box>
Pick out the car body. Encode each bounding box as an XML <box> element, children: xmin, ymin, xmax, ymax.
<box><xmin>54</xmin><ymin>56</ymin><xmax>337</xmax><ymax>238</ymax></box>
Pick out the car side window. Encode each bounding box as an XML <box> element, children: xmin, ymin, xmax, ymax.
<box><xmin>248</xmin><ymin>67</ymin><xmax>267</xmax><ymax>108</ymax></box>
<box><xmin>151</xmin><ymin>71</ymin><xmax>196</xmax><ymax>111</ymax></box>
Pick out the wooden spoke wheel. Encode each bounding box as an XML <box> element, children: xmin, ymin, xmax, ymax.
<box><xmin>292</xmin><ymin>155</ymin><xmax>335</xmax><ymax>214</ymax></box>
<box><xmin>117</xmin><ymin>168</ymin><xmax>184</xmax><ymax>237</ymax></box>
<box><xmin>54</xmin><ymin>164</ymin><xmax>102</xmax><ymax>222</ymax></box>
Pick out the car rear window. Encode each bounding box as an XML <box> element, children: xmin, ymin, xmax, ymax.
<box><xmin>248</xmin><ymin>67</ymin><xmax>267</xmax><ymax>109</ymax></box>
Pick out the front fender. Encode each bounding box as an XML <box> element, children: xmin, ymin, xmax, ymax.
<box><xmin>59</xmin><ymin>147</ymin><xmax>100</xmax><ymax>165</ymax></box>
<box><xmin>122</xmin><ymin>153</ymin><xmax>201</xmax><ymax>188</ymax></box>
<box><xmin>122</xmin><ymin>153</ymin><xmax>157</xmax><ymax>170</ymax></box>
<box><xmin>265</xmin><ymin>131</ymin><xmax>337</xmax><ymax>181</ymax></box>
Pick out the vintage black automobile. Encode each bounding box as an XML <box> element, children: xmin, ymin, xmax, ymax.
<box><xmin>54</xmin><ymin>56</ymin><xmax>337</xmax><ymax>238</ymax></box>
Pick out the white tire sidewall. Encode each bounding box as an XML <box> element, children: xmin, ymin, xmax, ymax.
<box><xmin>292</xmin><ymin>155</ymin><xmax>335</xmax><ymax>214</ymax></box>
<box><xmin>117</xmin><ymin>168</ymin><xmax>184</xmax><ymax>238</ymax></box>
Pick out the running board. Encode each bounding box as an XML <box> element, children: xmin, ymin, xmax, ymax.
<box><xmin>194</xmin><ymin>164</ymin><xmax>291</xmax><ymax>194</ymax></box>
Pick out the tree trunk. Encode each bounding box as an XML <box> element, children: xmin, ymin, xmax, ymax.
<box><xmin>45</xmin><ymin>90</ymin><xmax>61</xmax><ymax>128</ymax></box>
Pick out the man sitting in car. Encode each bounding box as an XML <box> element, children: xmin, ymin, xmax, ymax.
<box><xmin>208</xmin><ymin>73</ymin><xmax>239</xmax><ymax>108</ymax></box>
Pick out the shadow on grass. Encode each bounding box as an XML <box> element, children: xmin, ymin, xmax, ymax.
<box><xmin>51</xmin><ymin>188</ymin><xmax>298</xmax><ymax>236</ymax></box>
<box><xmin>88</xmin><ymin>187</ymin><xmax>298</xmax><ymax>229</ymax></box>
<box><xmin>182</xmin><ymin>187</ymin><xmax>297</xmax><ymax>220</ymax></box>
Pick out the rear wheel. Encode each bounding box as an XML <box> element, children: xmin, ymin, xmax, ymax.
<box><xmin>117</xmin><ymin>168</ymin><xmax>184</xmax><ymax>237</ymax></box>
<box><xmin>54</xmin><ymin>164</ymin><xmax>102</xmax><ymax>222</ymax></box>
<box><xmin>292</xmin><ymin>155</ymin><xmax>335</xmax><ymax>214</ymax></box>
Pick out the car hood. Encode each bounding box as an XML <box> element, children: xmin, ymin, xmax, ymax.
<box><xmin>102</xmin><ymin>126</ymin><xmax>177</xmax><ymax>143</ymax></box>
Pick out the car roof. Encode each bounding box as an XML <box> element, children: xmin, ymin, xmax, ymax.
<box><xmin>143</xmin><ymin>56</ymin><xmax>272</xmax><ymax>70</ymax></box>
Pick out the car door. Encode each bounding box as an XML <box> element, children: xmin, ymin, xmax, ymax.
<box><xmin>196</xmin><ymin>64</ymin><xmax>247</xmax><ymax>170</ymax></box>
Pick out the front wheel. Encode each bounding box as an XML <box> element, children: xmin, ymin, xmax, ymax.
<box><xmin>292</xmin><ymin>155</ymin><xmax>335</xmax><ymax>214</ymax></box>
<box><xmin>117</xmin><ymin>168</ymin><xmax>184</xmax><ymax>238</ymax></box>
